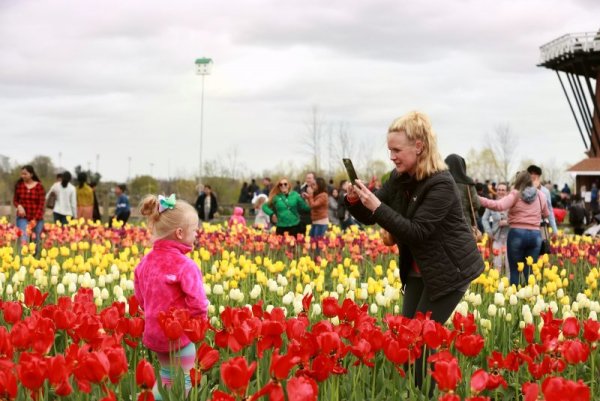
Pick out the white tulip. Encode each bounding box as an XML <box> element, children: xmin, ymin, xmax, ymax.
<box><xmin>590</xmin><ymin>311</ymin><xmax>598</xmax><ymax>321</ymax></box>
<box><xmin>488</xmin><ymin>304</ymin><xmax>497</xmax><ymax>317</ymax></box>
<box><xmin>93</xmin><ymin>287</ymin><xmax>101</xmax><ymax>298</ymax></box>
<box><xmin>282</xmin><ymin>292</ymin><xmax>294</xmax><ymax>305</ymax></box>
<box><xmin>101</xmin><ymin>288</ymin><xmax>109</xmax><ymax>300</ymax></box>
<box><xmin>213</xmin><ymin>284</ymin><xmax>224</xmax><ymax>295</ymax></box>
<box><xmin>509</xmin><ymin>294</ymin><xmax>518</xmax><ymax>306</ymax></box>
<box><xmin>50</xmin><ymin>276</ymin><xmax>58</xmax><ymax>285</ymax></box>
<box><xmin>57</xmin><ymin>283</ymin><xmax>65</xmax><ymax>295</ymax></box>
<box><xmin>250</xmin><ymin>285</ymin><xmax>261</xmax><ymax>299</ymax></box>
<box><xmin>505</xmin><ymin>313</ymin><xmax>512</xmax><ymax>322</ymax></box>
<box><xmin>312</xmin><ymin>304</ymin><xmax>322</xmax><ymax>317</ymax></box>
<box><xmin>336</xmin><ymin>284</ymin><xmax>344</xmax><ymax>294</ymax></box>
<box><xmin>330</xmin><ymin>291</ymin><xmax>339</xmax><ymax>300</ymax></box>
<box><xmin>266</xmin><ymin>305</ymin><xmax>274</xmax><ymax>313</ymax></box>
<box><xmin>370</xmin><ymin>303</ymin><xmax>378</xmax><ymax>314</ymax></box>
<box><xmin>219</xmin><ymin>305</ymin><xmax>225</xmax><ymax>314</ymax></box>
<box><xmin>68</xmin><ymin>282</ymin><xmax>77</xmax><ymax>293</ymax></box>
<box><xmin>5</xmin><ymin>284</ymin><xmax>13</xmax><ymax>295</ymax></box>
<box><xmin>331</xmin><ymin>316</ymin><xmax>340</xmax><ymax>325</ymax></box>
<box><xmin>494</xmin><ymin>293</ymin><xmax>505</xmax><ymax>306</ymax></box>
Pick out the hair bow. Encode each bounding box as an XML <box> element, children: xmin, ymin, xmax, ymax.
<box><xmin>158</xmin><ymin>194</ymin><xmax>176</xmax><ymax>213</ymax></box>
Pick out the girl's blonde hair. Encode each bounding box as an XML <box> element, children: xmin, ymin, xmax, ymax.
<box><xmin>388</xmin><ymin>111</ymin><xmax>447</xmax><ymax>181</ymax></box>
<box><xmin>139</xmin><ymin>195</ymin><xmax>198</xmax><ymax>239</ymax></box>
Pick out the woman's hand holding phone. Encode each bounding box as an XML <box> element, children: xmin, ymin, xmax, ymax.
<box><xmin>352</xmin><ymin>180</ymin><xmax>381</xmax><ymax>212</ymax></box>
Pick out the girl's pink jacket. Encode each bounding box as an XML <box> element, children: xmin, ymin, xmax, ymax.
<box><xmin>134</xmin><ymin>239</ymin><xmax>209</xmax><ymax>352</ymax></box>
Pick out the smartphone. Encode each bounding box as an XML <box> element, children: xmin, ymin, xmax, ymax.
<box><xmin>342</xmin><ymin>158</ymin><xmax>359</xmax><ymax>185</ymax></box>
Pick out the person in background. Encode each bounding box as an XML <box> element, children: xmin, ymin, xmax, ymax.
<box><xmin>328</xmin><ymin>187</ymin><xmax>340</xmax><ymax>226</ymax></box>
<box><xmin>591</xmin><ymin>182</ymin><xmax>599</xmax><ymax>216</ymax></box>
<box><xmin>238</xmin><ymin>182</ymin><xmax>250</xmax><ymax>204</ymax></box>
<box><xmin>482</xmin><ymin>182</ymin><xmax>509</xmax><ymax>273</ymax></box>
<box><xmin>478</xmin><ymin>171</ymin><xmax>549</xmax><ymax>287</ymax></box>
<box><xmin>112</xmin><ymin>184</ymin><xmax>131</xmax><ymax>226</ymax></box>
<box><xmin>134</xmin><ymin>194</ymin><xmax>208</xmax><ymax>399</ymax></box>
<box><xmin>195</xmin><ymin>185</ymin><xmax>218</xmax><ymax>222</ymax></box>
<box><xmin>337</xmin><ymin>180</ymin><xmax>358</xmax><ymax>230</ymax></box>
<box><xmin>444</xmin><ymin>154</ymin><xmax>480</xmax><ymax>233</ymax></box>
<box><xmin>569</xmin><ymin>194</ymin><xmax>587</xmax><ymax>235</ymax></box>
<box><xmin>527</xmin><ymin>165</ymin><xmax>558</xmax><ymax>237</ymax></box>
<box><xmin>247</xmin><ymin>179</ymin><xmax>259</xmax><ymax>199</ymax></box>
<box><xmin>252</xmin><ymin>193</ymin><xmax>270</xmax><ymax>229</ymax></box>
<box><xmin>303</xmin><ymin>176</ymin><xmax>329</xmax><ymax>239</ymax></box>
<box><xmin>263</xmin><ymin>177</ymin><xmax>310</xmax><ymax>236</ymax></box>
<box><xmin>13</xmin><ymin>165</ymin><xmax>45</xmax><ymax>256</ymax></box>
<box><xmin>228</xmin><ymin>206</ymin><xmax>247</xmax><ymax>227</ymax></box>
<box><xmin>76</xmin><ymin>172</ymin><xmax>94</xmax><ymax>221</ymax></box>
<box><xmin>51</xmin><ymin>171</ymin><xmax>77</xmax><ymax>224</ymax></box>
<box><xmin>298</xmin><ymin>172</ymin><xmax>316</xmax><ymax>234</ymax></box>
<box><xmin>90</xmin><ymin>181</ymin><xmax>102</xmax><ymax>222</ymax></box>
<box><xmin>345</xmin><ymin>110</ymin><xmax>484</xmax><ymax>393</ymax></box>
<box><xmin>262</xmin><ymin>177</ymin><xmax>273</xmax><ymax>195</ymax></box>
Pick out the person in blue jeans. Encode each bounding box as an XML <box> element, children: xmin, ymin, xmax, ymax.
<box><xmin>303</xmin><ymin>177</ymin><xmax>329</xmax><ymax>240</ymax></box>
<box><xmin>13</xmin><ymin>165</ymin><xmax>46</xmax><ymax>257</ymax></box>
<box><xmin>479</xmin><ymin>171</ymin><xmax>549</xmax><ymax>286</ymax></box>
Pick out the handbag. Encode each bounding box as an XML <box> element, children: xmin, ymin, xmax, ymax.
<box><xmin>381</xmin><ymin>229</ymin><xmax>396</xmax><ymax>246</ymax></box>
<box><xmin>46</xmin><ymin>191</ymin><xmax>57</xmax><ymax>209</ymax></box>
<box><xmin>538</xmin><ymin>195</ymin><xmax>551</xmax><ymax>255</ymax></box>
<box><xmin>466</xmin><ymin>186</ymin><xmax>483</xmax><ymax>242</ymax></box>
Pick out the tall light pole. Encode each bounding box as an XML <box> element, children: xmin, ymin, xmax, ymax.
<box><xmin>195</xmin><ymin>57</ymin><xmax>213</xmax><ymax>187</ymax></box>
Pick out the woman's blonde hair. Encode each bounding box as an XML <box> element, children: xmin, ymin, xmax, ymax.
<box><xmin>139</xmin><ymin>195</ymin><xmax>198</xmax><ymax>239</ymax></box>
<box><xmin>388</xmin><ymin>111</ymin><xmax>447</xmax><ymax>180</ymax></box>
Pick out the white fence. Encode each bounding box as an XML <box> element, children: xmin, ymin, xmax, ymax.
<box><xmin>539</xmin><ymin>32</ymin><xmax>600</xmax><ymax>64</ymax></box>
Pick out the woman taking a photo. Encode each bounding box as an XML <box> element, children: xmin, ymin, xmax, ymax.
<box><xmin>13</xmin><ymin>165</ymin><xmax>45</xmax><ymax>255</ymax></box>
<box><xmin>262</xmin><ymin>177</ymin><xmax>310</xmax><ymax>236</ymax></box>
<box><xmin>303</xmin><ymin>176</ymin><xmax>329</xmax><ymax>239</ymax></box>
<box><xmin>478</xmin><ymin>171</ymin><xmax>549</xmax><ymax>286</ymax></box>
<box><xmin>345</xmin><ymin>111</ymin><xmax>484</xmax><ymax>391</ymax></box>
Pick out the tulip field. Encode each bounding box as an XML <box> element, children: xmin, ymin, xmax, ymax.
<box><xmin>1</xmin><ymin>217</ymin><xmax>600</xmax><ymax>400</ymax></box>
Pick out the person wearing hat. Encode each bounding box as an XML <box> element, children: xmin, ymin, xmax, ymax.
<box><xmin>527</xmin><ymin>165</ymin><xmax>558</xmax><ymax>235</ymax></box>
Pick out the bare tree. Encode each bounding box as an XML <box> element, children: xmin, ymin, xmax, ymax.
<box><xmin>300</xmin><ymin>105</ymin><xmax>325</xmax><ymax>173</ymax></box>
<box><xmin>487</xmin><ymin>123</ymin><xmax>518</xmax><ymax>182</ymax></box>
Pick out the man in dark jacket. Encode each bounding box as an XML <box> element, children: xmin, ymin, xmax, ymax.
<box><xmin>195</xmin><ymin>185</ymin><xmax>218</xmax><ymax>221</ymax></box>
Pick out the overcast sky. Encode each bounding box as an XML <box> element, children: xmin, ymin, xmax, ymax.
<box><xmin>1</xmin><ymin>0</ymin><xmax>599</xmax><ymax>182</ymax></box>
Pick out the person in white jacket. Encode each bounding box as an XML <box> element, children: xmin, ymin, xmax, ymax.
<box><xmin>47</xmin><ymin>171</ymin><xmax>77</xmax><ymax>224</ymax></box>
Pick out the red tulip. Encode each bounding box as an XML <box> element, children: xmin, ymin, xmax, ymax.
<box><xmin>269</xmin><ymin>351</ymin><xmax>299</xmax><ymax>381</ymax></box>
<box><xmin>220</xmin><ymin>356</ymin><xmax>256</xmax><ymax>396</ymax></box>
<box><xmin>287</xmin><ymin>376</ymin><xmax>318</xmax><ymax>401</ymax></box>
<box><xmin>522</xmin><ymin>382</ymin><xmax>540</xmax><ymax>401</ymax></box>
<box><xmin>76</xmin><ymin>351</ymin><xmax>110</xmax><ymax>384</ymax></box>
<box><xmin>23</xmin><ymin>285</ymin><xmax>49</xmax><ymax>309</ymax></box>
<box><xmin>2</xmin><ymin>302</ymin><xmax>22</xmax><ymax>325</ymax></box>
<box><xmin>196</xmin><ymin>343</ymin><xmax>219</xmax><ymax>372</ymax></box>
<box><xmin>542</xmin><ymin>376</ymin><xmax>590</xmax><ymax>401</ymax></box>
<box><xmin>470</xmin><ymin>369</ymin><xmax>489</xmax><ymax>393</ymax></box>
<box><xmin>438</xmin><ymin>394</ymin><xmax>461</xmax><ymax>401</ymax></box>
<box><xmin>136</xmin><ymin>359</ymin><xmax>156</xmax><ymax>390</ymax></box>
<box><xmin>208</xmin><ymin>390</ymin><xmax>236</xmax><ymax>401</ymax></box>
<box><xmin>9</xmin><ymin>321</ymin><xmax>30</xmax><ymax>351</ymax></box>
<box><xmin>562</xmin><ymin>317</ymin><xmax>580</xmax><ymax>338</ymax></box>
<box><xmin>0</xmin><ymin>326</ymin><xmax>13</xmax><ymax>359</ymax></box>
<box><xmin>560</xmin><ymin>340</ymin><xmax>590</xmax><ymax>364</ymax></box>
<box><xmin>184</xmin><ymin>316</ymin><xmax>210</xmax><ymax>343</ymax></box>
<box><xmin>431</xmin><ymin>357</ymin><xmax>461</xmax><ymax>392</ymax></box>
<box><xmin>128</xmin><ymin>295</ymin><xmax>141</xmax><ymax>316</ymax></box>
<box><xmin>301</xmin><ymin>293</ymin><xmax>313</xmax><ymax>314</ymax></box>
<box><xmin>452</xmin><ymin>312</ymin><xmax>477</xmax><ymax>335</ymax></box>
<box><xmin>106</xmin><ymin>346</ymin><xmax>128</xmax><ymax>384</ymax></box>
<box><xmin>0</xmin><ymin>369</ymin><xmax>17</xmax><ymax>400</ymax></box>
<box><xmin>100</xmin><ymin>306</ymin><xmax>120</xmax><ymax>332</ymax></box>
<box><xmin>128</xmin><ymin>317</ymin><xmax>145</xmax><ymax>338</ymax></box>
<box><xmin>455</xmin><ymin>334</ymin><xmax>484</xmax><ymax>357</ymax></box>
<box><xmin>162</xmin><ymin>318</ymin><xmax>184</xmax><ymax>341</ymax></box>
<box><xmin>583</xmin><ymin>319</ymin><xmax>600</xmax><ymax>343</ymax></box>
<box><xmin>54</xmin><ymin>308</ymin><xmax>77</xmax><ymax>331</ymax></box>
<box><xmin>17</xmin><ymin>352</ymin><xmax>48</xmax><ymax>392</ymax></box>
<box><xmin>137</xmin><ymin>392</ymin><xmax>155</xmax><ymax>401</ymax></box>
<box><xmin>190</xmin><ymin>367</ymin><xmax>202</xmax><ymax>387</ymax></box>
<box><xmin>322</xmin><ymin>297</ymin><xmax>340</xmax><ymax>318</ymax></box>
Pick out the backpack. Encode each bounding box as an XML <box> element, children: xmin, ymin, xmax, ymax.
<box><xmin>569</xmin><ymin>204</ymin><xmax>586</xmax><ymax>226</ymax></box>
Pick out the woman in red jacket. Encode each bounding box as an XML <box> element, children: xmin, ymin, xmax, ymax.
<box><xmin>13</xmin><ymin>165</ymin><xmax>45</xmax><ymax>256</ymax></box>
<box><xmin>304</xmin><ymin>176</ymin><xmax>329</xmax><ymax>239</ymax></box>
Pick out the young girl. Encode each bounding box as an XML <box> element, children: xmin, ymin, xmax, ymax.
<box><xmin>134</xmin><ymin>194</ymin><xmax>209</xmax><ymax>399</ymax></box>
<box><xmin>228</xmin><ymin>206</ymin><xmax>247</xmax><ymax>227</ymax></box>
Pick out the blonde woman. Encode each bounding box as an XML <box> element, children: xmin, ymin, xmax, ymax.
<box><xmin>345</xmin><ymin>111</ymin><xmax>484</xmax><ymax>391</ymax></box>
